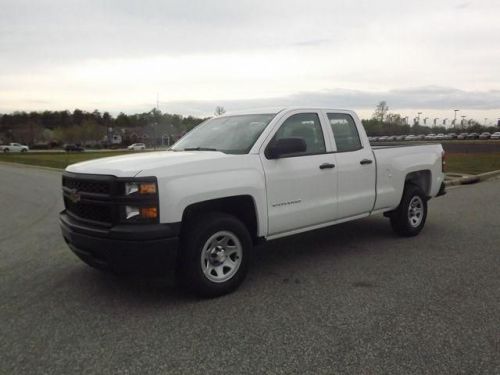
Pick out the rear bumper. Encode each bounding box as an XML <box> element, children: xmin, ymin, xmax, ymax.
<box><xmin>60</xmin><ymin>211</ymin><xmax>180</xmax><ymax>272</ymax></box>
<box><xmin>436</xmin><ymin>182</ymin><xmax>446</xmax><ymax>197</ymax></box>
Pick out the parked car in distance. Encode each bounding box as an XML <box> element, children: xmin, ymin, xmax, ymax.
<box><xmin>371</xmin><ymin>136</ymin><xmax>379</xmax><ymax>142</ymax></box>
<box><xmin>479</xmin><ymin>132</ymin><xmax>491</xmax><ymax>140</ymax></box>
<box><xmin>0</xmin><ymin>142</ymin><xmax>29</xmax><ymax>152</ymax></box>
<box><xmin>386</xmin><ymin>135</ymin><xmax>396</xmax><ymax>141</ymax></box>
<box><xmin>415</xmin><ymin>134</ymin><xmax>426</xmax><ymax>140</ymax></box>
<box><xmin>446</xmin><ymin>133</ymin><xmax>457</xmax><ymax>139</ymax></box>
<box><xmin>467</xmin><ymin>133</ymin><xmax>479</xmax><ymax>140</ymax></box>
<box><xmin>64</xmin><ymin>144</ymin><xmax>85</xmax><ymax>152</ymax></box>
<box><xmin>435</xmin><ymin>133</ymin><xmax>446</xmax><ymax>140</ymax></box>
<box><xmin>128</xmin><ymin>143</ymin><xmax>146</xmax><ymax>151</ymax></box>
<box><xmin>395</xmin><ymin>135</ymin><xmax>406</xmax><ymax>141</ymax></box>
<box><xmin>378</xmin><ymin>136</ymin><xmax>389</xmax><ymax>141</ymax></box>
<box><xmin>405</xmin><ymin>135</ymin><xmax>417</xmax><ymax>141</ymax></box>
<box><xmin>457</xmin><ymin>133</ymin><xmax>468</xmax><ymax>140</ymax></box>
<box><xmin>425</xmin><ymin>134</ymin><xmax>436</xmax><ymax>140</ymax></box>
<box><xmin>491</xmin><ymin>132</ymin><xmax>500</xmax><ymax>140</ymax></box>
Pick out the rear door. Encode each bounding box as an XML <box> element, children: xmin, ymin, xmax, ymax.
<box><xmin>260</xmin><ymin>110</ymin><xmax>338</xmax><ymax>235</ymax></box>
<box><xmin>322</xmin><ymin>111</ymin><xmax>376</xmax><ymax>219</ymax></box>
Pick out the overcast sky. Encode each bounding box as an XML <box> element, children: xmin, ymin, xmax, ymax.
<box><xmin>1</xmin><ymin>0</ymin><xmax>499</xmax><ymax>123</ymax></box>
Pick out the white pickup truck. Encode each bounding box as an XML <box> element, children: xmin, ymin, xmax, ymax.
<box><xmin>0</xmin><ymin>142</ymin><xmax>29</xmax><ymax>152</ymax></box>
<box><xmin>60</xmin><ymin>108</ymin><xmax>446</xmax><ymax>296</ymax></box>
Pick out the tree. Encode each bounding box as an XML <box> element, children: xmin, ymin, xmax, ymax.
<box><xmin>214</xmin><ymin>106</ymin><xmax>226</xmax><ymax>116</ymax></box>
<box><xmin>373</xmin><ymin>101</ymin><xmax>389</xmax><ymax>122</ymax></box>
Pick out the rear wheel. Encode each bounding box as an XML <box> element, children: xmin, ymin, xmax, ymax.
<box><xmin>389</xmin><ymin>184</ymin><xmax>428</xmax><ymax>237</ymax></box>
<box><xmin>177</xmin><ymin>213</ymin><xmax>252</xmax><ymax>297</ymax></box>
<box><xmin>3</xmin><ymin>148</ymin><xmax>9</xmax><ymax>153</ymax></box>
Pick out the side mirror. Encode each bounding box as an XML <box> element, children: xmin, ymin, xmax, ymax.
<box><xmin>265</xmin><ymin>137</ymin><xmax>307</xmax><ymax>159</ymax></box>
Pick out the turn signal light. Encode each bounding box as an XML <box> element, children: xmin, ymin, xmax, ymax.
<box><xmin>139</xmin><ymin>183</ymin><xmax>156</xmax><ymax>194</ymax></box>
<box><xmin>140</xmin><ymin>207</ymin><xmax>158</xmax><ymax>219</ymax></box>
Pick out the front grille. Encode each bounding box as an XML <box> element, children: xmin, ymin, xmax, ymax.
<box><xmin>63</xmin><ymin>173</ymin><xmax>115</xmax><ymax>225</ymax></box>
<box><xmin>64</xmin><ymin>197</ymin><xmax>113</xmax><ymax>224</ymax></box>
<box><xmin>62</xmin><ymin>176</ymin><xmax>111</xmax><ymax>194</ymax></box>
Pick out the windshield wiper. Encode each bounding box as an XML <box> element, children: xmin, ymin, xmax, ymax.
<box><xmin>183</xmin><ymin>147</ymin><xmax>218</xmax><ymax>151</ymax></box>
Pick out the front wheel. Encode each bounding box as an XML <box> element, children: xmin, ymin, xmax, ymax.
<box><xmin>389</xmin><ymin>184</ymin><xmax>428</xmax><ymax>237</ymax></box>
<box><xmin>3</xmin><ymin>148</ymin><xmax>9</xmax><ymax>153</ymax></box>
<box><xmin>177</xmin><ymin>213</ymin><xmax>252</xmax><ymax>297</ymax></box>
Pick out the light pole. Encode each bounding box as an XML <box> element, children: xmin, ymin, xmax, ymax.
<box><xmin>453</xmin><ymin>109</ymin><xmax>459</xmax><ymax>127</ymax></box>
<box><xmin>461</xmin><ymin>115</ymin><xmax>466</xmax><ymax>128</ymax></box>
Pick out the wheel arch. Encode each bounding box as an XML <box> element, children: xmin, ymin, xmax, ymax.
<box><xmin>181</xmin><ymin>195</ymin><xmax>260</xmax><ymax>243</ymax></box>
<box><xmin>405</xmin><ymin>170</ymin><xmax>432</xmax><ymax>197</ymax></box>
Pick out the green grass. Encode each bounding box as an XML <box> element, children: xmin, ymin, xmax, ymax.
<box><xmin>447</xmin><ymin>153</ymin><xmax>500</xmax><ymax>175</ymax></box>
<box><xmin>1</xmin><ymin>150</ymin><xmax>499</xmax><ymax>175</ymax></box>
<box><xmin>0</xmin><ymin>151</ymin><xmax>131</xmax><ymax>169</ymax></box>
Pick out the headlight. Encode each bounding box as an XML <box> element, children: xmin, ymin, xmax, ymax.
<box><xmin>125</xmin><ymin>182</ymin><xmax>157</xmax><ymax>195</ymax></box>
<box><xmin>125</xmin><ymin>206</ymin><xmax>158</xmax><ymax>220</ymax></box>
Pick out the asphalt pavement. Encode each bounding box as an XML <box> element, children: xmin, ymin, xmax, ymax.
<box><xmin>0</xmin><ymin>163</ymin><xmax>499</xmax><ymax>374</ymax></box>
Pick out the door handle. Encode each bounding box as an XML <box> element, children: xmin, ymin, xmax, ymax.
<box><xmin>360</xmin><ymin>159</ymin><xmax>373</xmax><ymax>165</ymax></box>
<box><xmin>319</xmin><ymin>163</ymin><xmax>335</xmax><ymax>169</ymax></box>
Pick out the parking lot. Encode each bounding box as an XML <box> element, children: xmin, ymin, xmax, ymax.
<box><xmin>0</xmin><ymin>163</ymin><xmax>499</xmax><ymax>374</ymax></box>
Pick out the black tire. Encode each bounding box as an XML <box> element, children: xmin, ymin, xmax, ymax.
<box><xmin>389</xmin><ymin>183</ymin><xmax>428</xmax><ymax>237</ymax></box>
<box><xmin>177</xmin><ymin>212</ymin><xmax>252</xmax><ymax>297</ymax></box>
<box><xmin>3</xmin><ymin>148</ymin><xmax>9</xmax><ymax>152</ymax></box>
<box><xmin>21</xmin><ymin>149</ymin><xmax>27</xmax><ymax>153</ymax></box>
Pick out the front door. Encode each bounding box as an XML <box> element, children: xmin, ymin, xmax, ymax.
<box><xmin>260</xmin><ymin>111</ymin><xmax>338</xmax><ymax>236</ymax></box>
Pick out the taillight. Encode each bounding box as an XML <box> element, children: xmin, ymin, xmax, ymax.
<box><xmin>441</xmin><ymin>151</ymin><xmax>446</xmax><ymax>173</ymax></box>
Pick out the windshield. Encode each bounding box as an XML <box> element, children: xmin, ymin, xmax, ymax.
<box><xmin>171</xmin><ymin>114</ymin><xmax>276</xmax><ymax>154</ymax></box>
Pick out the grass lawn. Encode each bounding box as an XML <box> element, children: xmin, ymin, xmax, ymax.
<box><xmin>1</xmin><ymin>150</ymin><xmax>499</xmax><ymax>175</ymax></box>
<box><xmin>0</xmin><ymin>151</ymin><xmax>131</xmax><ymax>169</ymax></box>
<box><xmin>446</xmin><ymin>152</ymin><xmax>500</xmax><ymax>175</ymax></box>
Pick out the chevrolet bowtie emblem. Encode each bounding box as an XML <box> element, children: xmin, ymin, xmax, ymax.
<box><xmin>68</xmin><ymin>188</ymin><xmax>81</xmax><ymax>203</ymax></box>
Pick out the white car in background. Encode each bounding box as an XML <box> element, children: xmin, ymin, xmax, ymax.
<box><xmin>127</xmin><ymin>143</ymin><xmax>146</xmax><ymax>151</ymax></box>
<box><xmin>0</xmin><ymin>142</ymin><xmax>29</xmax><ymax>152</ymax></box>
<box><xmin>490</xmin><ymin>132</ymin><xmax>500</xmax><ymax>140</ymax></box>
<box><xmin>425</xmin><ymin>134</ymin><xmax>437</xmax><ymax>140</ymax></box>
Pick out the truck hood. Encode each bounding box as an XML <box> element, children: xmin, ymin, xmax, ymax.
<box><xmin>65</xmin><ymin>151</ymin><xmax>230</xmax><ymax>177</ymax></box>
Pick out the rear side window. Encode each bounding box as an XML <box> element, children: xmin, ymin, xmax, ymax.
<box><xmin>327</xmin><ymin>113</ymin><xmax>362</xmax><ymax>152</ymax></box>
<box><xmin>273</xmin><ymin>113</ymin><xmax>326</xmax><ymax>156</ymax></box>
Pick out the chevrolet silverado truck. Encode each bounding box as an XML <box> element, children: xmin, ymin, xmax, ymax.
<box><xmin>60</xmin><ymin>108</ymin><xmax>446</xmax><ymax>297</ymax></box>
<box><xmin>0</xmin><ymin>142</ymin><xmax>29</xmax><ymax>152</ymax></box>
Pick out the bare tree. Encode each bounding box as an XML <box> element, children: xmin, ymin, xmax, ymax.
<box><xmin>214</xmin><ymin>106</ymin><xmax>226</xmax><ymax>116</ymax></box>
<box><xmin>373</xmin><ymin>101</ymin><xmax>389</xmax><ymax>122</ymax></box>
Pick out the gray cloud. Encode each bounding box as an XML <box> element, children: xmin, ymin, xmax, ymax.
<box><xmin>157</xmin><ymin>86</ymin><xmax>500</xmax><ymax>116</ymax></box>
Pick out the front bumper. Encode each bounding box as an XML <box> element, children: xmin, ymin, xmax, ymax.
<box><xmin>60</xmin><ymin>211</ymin><xmax>180</xmax><ymax>273</ymax></box>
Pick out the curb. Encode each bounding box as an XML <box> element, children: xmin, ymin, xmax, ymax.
<box><xmin>445</xmin><ymin>169</ymin><xmax>500</xmax><ymax>186</ymax></box>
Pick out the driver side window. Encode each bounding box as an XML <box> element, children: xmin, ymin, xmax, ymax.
<box><xmin>273</xmin><ymin>113</ymin><xmax>326</xmax><ymax>156</ymax></box>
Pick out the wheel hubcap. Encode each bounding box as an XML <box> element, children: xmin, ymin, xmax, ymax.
<box><xmin>408</xmin><ymin>196</ymin><xmax>424</xmax><ymax>227</ymax></box>
<box><xmin>201</xmin><ymin>231</ymin><xmax>242</xmax><ymax>283</ymax></box>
